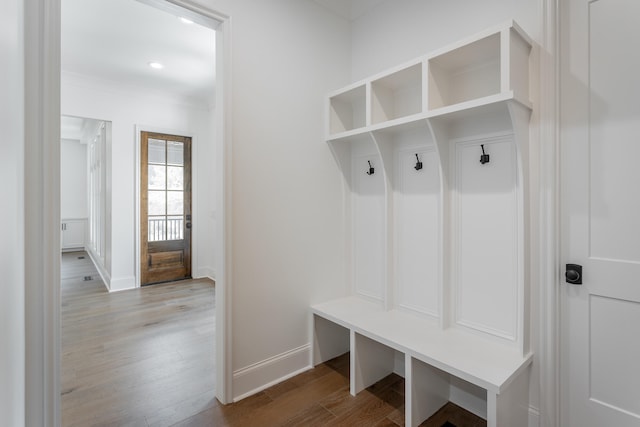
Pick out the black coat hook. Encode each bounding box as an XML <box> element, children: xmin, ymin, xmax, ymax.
<box><xmin>480</xmin><ymin>144</ymin><xmax>490</xmax><ymax>165</ymax></box>
<box><xmin>414</xmin><ymin>153</ymin><xmax>423</xmax><ymax>171</ymax></box>
<box><xmin>366</xmin><ymin>160</ymin><xmax>375</xmax><ymax>175</ymax></box>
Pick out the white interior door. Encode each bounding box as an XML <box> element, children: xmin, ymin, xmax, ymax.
<box><xmin>560</xmin><ymin>0</ymin><xmax>640</xmax><ymax>426</ymax></box>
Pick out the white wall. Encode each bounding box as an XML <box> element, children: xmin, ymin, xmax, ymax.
<box><xmin>60</xmin><ymin>139</ymin><xmax>88</xmax><ymax>219</ymax></box>
<box><xmin>349</xmin><ymin>1</ymin><xmax>542</xmax><ymax>423</ymax></box>
<box><xmin>61</xmin><ymin>73</ymin><xmax>217</xmax><ymax>290</ymax></box>
<box><xmin>0</xmin><ymin>0</ymin><xmax>25</xmax><ymax>424</ymax></box>
<box><xmin>351</xmin><ymin>0</ymin><xmax>540</xmax><ymax>81</ymax></box>
<box><xmin>192</xmin><ymin>0</ymin><xmax>351</xmax><ymax>399</ymax></box>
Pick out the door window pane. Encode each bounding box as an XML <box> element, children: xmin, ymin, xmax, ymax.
<box><xmin>148</xmin><ymin>139</ymin><xmax>166</xmax><ymax>164</ymax></box>
<box><xmin>148</xmin><ymin>216</ymin><xmax>166</xmax><ymax>241</ymax></box>
<box><xmin>167</xmin><ymin>215</ymin><xmax>183</xmax><ymax>240</ymax></box>
<box><xmin>167</xmin><ymin>166</ymin><xmax>183</xmax><ymax>190</ymax></box>
<box><xmin>145</xmin><ymin>136</ymin><xmax>187</xmax><ymax>243</ymax></box>
<box><xmin>148</xmin><ymin>165</ymin><xmax>166</xmax><ymax>190</ymax></box>
<box><xmin>167</xmin><ymin>141</ymin><xmax>184</xmax><ymax>165</ymax></box>
<box><xmin>148</xmin><ymin>190</ymin><xmax>166</xmax><ymax>216</ymax></box>
<box><xmin>167</xmin><ymin>191</ymin><xmax>183</xmax><ymax>215</ymax></box>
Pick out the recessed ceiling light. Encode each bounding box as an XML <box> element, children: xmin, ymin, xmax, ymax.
<box><xmin>148</xmin><ymin>61</ymin><xmax>164</xmax><ymax>70</ymax></box>
<box><xmin>180</xmin><ymin>17</ymin><xmax>194</xmax><ymax>24</ymax></box>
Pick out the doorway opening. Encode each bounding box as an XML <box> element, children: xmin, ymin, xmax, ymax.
<box><xmin>57</xmin><ymin>0</ymin><xmax>232</xmax><ymax>419</ymax></box>
<box><xmin>60</xmin><ymin>115</ymin><xmax>112</xmax><ymax>286</ymax></box>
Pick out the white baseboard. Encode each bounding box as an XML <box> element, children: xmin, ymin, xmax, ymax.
<box><xmin>62</xmin><ymin>246</ymin><xmax>85</xmax><ymax>253</ymax></box>
<box><xmin>109</xmin><ymin>276</ymin><xmax>136</xmax><ymax>292</ymax></box>
<box><xmin>194</xmin><ymin>266</ymin><xmax>216</xmax><ymax>281</ymax></box>
<box><xmin>528</xmin><ymin>405</ymin><xmax>540</xmax><ymax>427</ymax></box>
<box><xmin>86</xmin><ymin>248</ymin><xmax>111</xmax><ymax>291</ymax></box>
<box><xmin>233</xmin><ymin>344</ymin><xmax>311</xmax><ymax>402</ymax></box>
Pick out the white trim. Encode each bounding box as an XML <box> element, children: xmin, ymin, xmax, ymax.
<box><xmin>232</xmin><ymin>345</ymin><xmax>312</xmax><ymax>402</ymax></box>
<box><xmin>108</xmin><ymin>276</ymin><xmax>137</xmax><ymax>292</ymax></box>
<box><xmin>538</xmin><ymin>0</ymin><xmax>560</xmax><ymax>426</ymax></box>
<box><xmin>194</xmin><ymin>267</ymin><xmax>216</xmax><ymax>281</ymax></box>
<box><xmin>214</xmin><ymin>10</ymin><xmax>234</xmax><ymax>405</ymax></box>
<box><xmin>162</xmin><ymin>0</ymin><xmax>234</xmax><ymax>405</ymax></box>
<box><xmin>24</xmin><ymin>0</ymin><xmax>61</xmax><ymax>424</ymax></box>
<box><xmin>86</xmin><ymin>246</ymin><xmax>112</xmax><ymax>291</ymax></box>
<box><xmin>529</xmin><ymin>405</ymin><xmax>541</xmax><ymax>427</ymax></box>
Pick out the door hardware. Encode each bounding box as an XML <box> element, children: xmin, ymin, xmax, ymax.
<box><xmin>565</xmin><ymin>264</ymin><xmax>582</xmax><ymax>285</ymax></box>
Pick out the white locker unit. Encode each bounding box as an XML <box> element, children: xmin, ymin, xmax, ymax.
<box><xmin>313</xmin><ymin>21</ymin><xmax>534</xmax><ymax>427</ymax></box>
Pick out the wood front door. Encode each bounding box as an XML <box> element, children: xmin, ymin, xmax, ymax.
<box><xmin>140</xmin><ymin>131</ymin><xmax>192</xmax><ymax>285</ymax></box>
<box><xmin>560</xmin><ymin>0</ymin><xmax>640</xmax><ymax>425</ymax></box>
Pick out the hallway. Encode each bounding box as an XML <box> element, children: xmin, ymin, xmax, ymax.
<box><xmin>61</xmin><ymin>251</ymin><xmax>216</xmax><ymax>426</ymax></box>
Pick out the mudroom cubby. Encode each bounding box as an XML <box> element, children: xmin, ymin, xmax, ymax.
<box><xmin>371</xmin><ymin>60</ymin><xmax>424</xmax><ymax>125</ymax></box>
<box><xmin>328</xmin><ymin>83</ymin><xmax>367</xmax><ymax>136</ymax></box>
<box><xmin>314</xmin><ymin>20</ymin><xmax>534</xmax><ymax>427</ymax></box>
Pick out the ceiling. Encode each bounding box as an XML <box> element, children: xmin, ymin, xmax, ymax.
<box><xmin>61</xmin><ymin>0</ymin><xmax>216</xmax><ymax>108</ymax></box>
<box><xmin>312</xmin><ymin>0</ymin><xmax>386</xmax><ymax>20</ymax></box>
<box><xmin>61</xmin><ymin>0</ymin><xmax>384</xmax><ymax>112</ymax></box>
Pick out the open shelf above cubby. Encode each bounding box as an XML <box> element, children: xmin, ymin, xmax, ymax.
<box><xmin>325</xmin><ymin>20</ymin><xmax>532</xmax><ymax>140</ymax></box>
<box><xmin>371</xmin><ymin>61</ymin><xmax>423</xmax><ymax>125</ymax></box>
<box><xmin>428</xmin><ymin>33</ymin><xmax>501</xmax><ymax>110</ymax></box>
<box><xmin>328</xmin><ymin>84</ymin><xmax>367</xmax><ymax>135</ymax></box>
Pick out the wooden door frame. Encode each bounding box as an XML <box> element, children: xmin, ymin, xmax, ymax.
<box><xmin>139</xmin><ymin>130</ymin><xmax>193</xmax><ymax>286</ymax></box>
<box><xmin>135</xmin><ymin>127</ymin><xmax>196</xmax><ymax>288</ymax></box>
<box><xmin>25</xmin><ymin>1</ymin><xmax>233</xmax><ymax>424</ymax></box>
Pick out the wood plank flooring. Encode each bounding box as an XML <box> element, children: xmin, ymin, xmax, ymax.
<box><xmin>61</xmin><ymin>251</ymin><xmax>216</xmax><ymax>426</ymax></box>
<box><xmin>61</xmin><ymin>251</ymin><xmax>485</xmax><ymax>427</ymax></box>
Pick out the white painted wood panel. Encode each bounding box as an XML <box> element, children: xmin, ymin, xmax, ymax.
<box><xmin>312</xmin><ymin>314</ymin><xmax>349</xmax><ymax>366</ymax></box>
<box><xmin>454</xmin><ymin>136</ymin><xmax>518</xmax><ymax>340</ymax></box>
<box><xmin>589</xmin><ymin>295</ymin><xmax>640</xmax><ymax>419</ymax></box>
<box><xmin>407</xmin><ymin>355</ymin><xmax>449</xmax><ymax>427</ymax></box>
<box><xmin>395</xmin><ymin>147</ymin><xmax>439</xmax><ymax>317</ymax></box>
<box><xmin>351</xmin><ymin>331</ymin><xmax>395</xmax><ymax>395</ymax></box>
<box><xmin>352</xmin><ymin>143</ymin><xmax>385</xmax><ymax>302</ymax></box>
<box><xmin>589</xmin><ymin>0</ymin><xmax>640</xmax><ymax>264</ymax></box>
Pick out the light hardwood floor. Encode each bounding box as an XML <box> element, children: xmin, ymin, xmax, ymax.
<box><xmin>61</xmin><ymin>251</ymin><xmax>484</xmax><ymax>426</ymax></box>
<box><xmin>61</xmin><ymin>251</ymin><xmax>216</xmax><ymax>426</ymax></box>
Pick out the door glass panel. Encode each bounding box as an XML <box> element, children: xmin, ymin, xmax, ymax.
<box><xmin>167</xmin><ymin>191</ymin><xmax>183</xmax><ymax>215</ymax></box>
<box><xmin>145</xmin><ymin>136</ymin><xmax>186</xmax><ymax>244</ymax></box>
<box><xmin>148</xmin><ymin>216</ymin><xmax>166</xmax><ymax>241</ymax></box>
<box><xmin>148</xmin><ymin>165</ymin><xmax>166</xmax><ymax>190</ymax></box>
<box><xmin>167</xmin><ymin>141</ymin><xmax>184</xmax><ymax>165</ymax></box>
<box><xmin>148</xmin><ymin>190</ymin><xmax>166</xmax><ymax>216</ymax></box>
<box><xmin>148</xmin><ymin>139</ymin><xmax>166</xmax><ymax>164</ymax></box>
<box><xmin>167</xmin><ymin>166</ymin><xmax>183</xmax><ymax>190</ymax></box>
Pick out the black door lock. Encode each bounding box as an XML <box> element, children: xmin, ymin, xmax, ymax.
<box><xmin>565</xmin><ymin>264</ymin><xmax>582</xmax><ymax>285</ymax></box>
